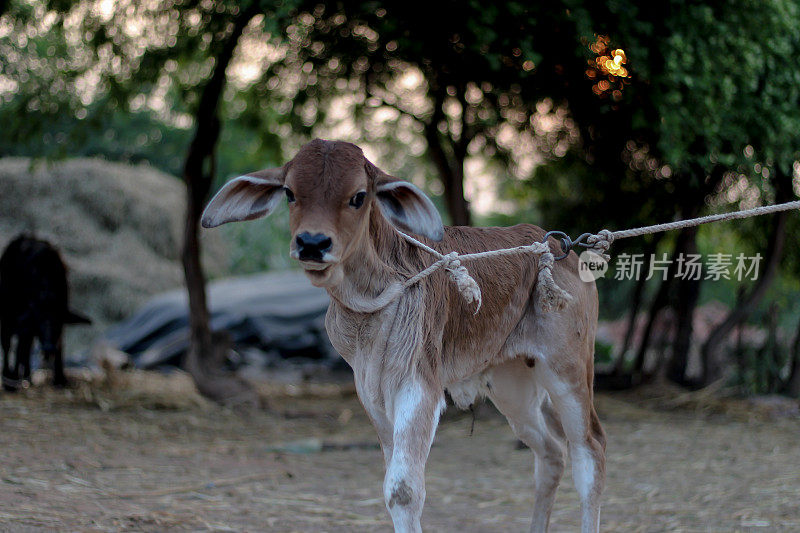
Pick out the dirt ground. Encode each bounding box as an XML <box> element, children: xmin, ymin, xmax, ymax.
<box><xmin>1</xmin><ymin>371</ymin><xmax>799</xmax><ymax>533</ymax></box>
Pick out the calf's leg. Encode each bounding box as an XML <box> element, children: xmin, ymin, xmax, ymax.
<box><xmin>486</xmin><ymin>358</ymin><xmax>566</xmax><ymax>533</ymax></box>
<box><xmin>536</xmin><ymin>357</ymin><xmax>606</xmax><ymax>533</ymax></box>
<box><xmin>384</xmin><ymin>379</ymin><xmax>444</xmax><ymax>533</ymax></box>
<box><xmin>354</xmin><ymin>374</ymin><xmax>394</xmax><ymax>466</ymax></box>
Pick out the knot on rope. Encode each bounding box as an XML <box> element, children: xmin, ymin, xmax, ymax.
<box><xmin>532</xmin><ymin>243</ymin><xmax>573</xmax><ymax>313</ymax></box>
<box><xmin>442</xmin><ymin>252</ymin><xmax>483</xmax><ymax>313</ymax></box>
<box><xmin>585</xmin><ymin>229</ymin><xmax>615</xmax><ymax>260</ymax></box>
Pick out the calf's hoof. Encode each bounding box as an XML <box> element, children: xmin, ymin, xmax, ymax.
<box><xmin>53</xmin><ymin>375</ymin><xmax>69</xmax><ymax>388</ymax></box>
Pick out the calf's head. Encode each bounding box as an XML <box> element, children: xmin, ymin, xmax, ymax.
<box><xmin>201</xmin><ymin>139</ymin><xmax>443</xmax><ymax>287</ymax></box>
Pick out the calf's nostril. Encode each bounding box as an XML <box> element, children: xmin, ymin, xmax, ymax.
<box><xmin>295</xmin><ymin>232</ymin><xmax>332</xmax><ymax>260</ymax></box>
<box><xmin>318</xmin><ymin>236</ymin><xmax>332</xmax><ymax>252</ymax></box>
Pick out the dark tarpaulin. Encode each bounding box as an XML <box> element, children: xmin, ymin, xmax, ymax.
<box><xmin>102</xmin><ymin>271</ymin><xmax>337</xmax><ymax>369</ymax></box>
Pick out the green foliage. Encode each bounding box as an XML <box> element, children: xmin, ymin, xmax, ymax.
<box><xmin>594</xmin><ymin>340</ymin><xmax>614</xmax><ymax>365</ymax></box>
<box><xmin>0</xmin><ymin>99</ymin><xmax>191</xmax><ymax>173</ymax></box>
<box><xmin>653</xmin><ymin>1</ymin><xmax>800</xmax><ymax>176</ymax></box>
<box><xmin>0</xmin><ymin>0</ymin><xmax>292</xmax><ymax>173</ymax></box>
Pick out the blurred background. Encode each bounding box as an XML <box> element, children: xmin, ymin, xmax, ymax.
<box><xmin>1</xmin><ymin>1</ymin><xmax>800</xmax><ymax>530</ymax></box>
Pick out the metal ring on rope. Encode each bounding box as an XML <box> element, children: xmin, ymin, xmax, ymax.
<box><xmin>542</xmin><ymin>231</ymin><xmax>596</xmax><ymax>260</ymax></box>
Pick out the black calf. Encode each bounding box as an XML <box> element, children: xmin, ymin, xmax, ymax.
<box><xmin>0</xmin><ymin>235</ymin><xmax>90</xmax><ymax>391</ymax></box>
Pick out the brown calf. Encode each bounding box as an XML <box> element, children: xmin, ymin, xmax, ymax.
<box><xmin>202</xmin><ymin>139</ymin><xmax>605</xmax><ymax>533</ymax></box>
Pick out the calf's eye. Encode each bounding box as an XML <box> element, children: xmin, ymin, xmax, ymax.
<box><xmin>349</xmin><ymin>191</ymin><xmax>367</xmax><ymax>209</ymax></box>
<box><xmin>284</xmin><ymin>187</ymin><xmax>296</xmax><ymax>203</ymax></box>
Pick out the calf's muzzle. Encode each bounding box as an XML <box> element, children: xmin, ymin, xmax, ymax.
<box><xmin>295</xmin><ymin>232</ymin><xmax>333</xmax><ymax>262</ymax></box>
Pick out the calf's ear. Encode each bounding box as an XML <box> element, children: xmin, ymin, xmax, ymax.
<box><xmin>201</xmin><ymin>168</ymin><xmax>285</xmax><ymax>228</ymax></box>
<box><xmin>369</xmin><ymin>162</ymin><xmax>444</xmax><ymax>241</ymax></box>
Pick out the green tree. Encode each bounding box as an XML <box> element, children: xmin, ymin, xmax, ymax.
<box><xmin>524</xmin><ymin>0</ymin><xmax>800</xmax><ymax>385</ymax></box>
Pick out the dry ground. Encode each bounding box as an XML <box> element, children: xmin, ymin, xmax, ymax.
<box><xmin>1</xmin><ymin>371</ymin><xmax>799</xmax><ymax>532</ymax></box>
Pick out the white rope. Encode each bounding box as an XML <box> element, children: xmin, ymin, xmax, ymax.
<box><xmin>342</xmin><ymin>231</ymin><xmax>571</xmax><ymax>315</ymax></box>
<box><xmin>342</xmin><ymin>200</ymin><xmax>800</xmax><ymax>316</ymax></box>
<box><xmin>582</xmin><ymin>200</ymin><xmax>800</xmax><ymax>256</ymax></box>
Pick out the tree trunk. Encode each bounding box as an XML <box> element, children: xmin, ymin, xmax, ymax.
<box><xmin>423</xmin><ymin>88</ymin><xmax>471</xmax><ymax>226</ymax></box>
<box><xmin>784</xmin><ymin>315</ymin><xmax>800</xmax><ymax>397</ymax></box>
<box><xmin>612</xmin><ymin>237</ymin><xmax>661</xmax><ymax>374</ymax></box>
<box><xmin>767</xmin><ymin>304</ymin><xmax>782</xmax><ymax>393</ymax></box>
<box><xmin>632</xmin><ymin>226</ymin><xmax>704</xmax><ymax>380</ymax></box>
<box><xmin>632</xmin><ymin>225</ymin><xmax>704</xmax><ymax>377</ymax></box>
<box><xmin>181</xmin><ymin>8</ymin><xmax>257</xmax><ymax>404</ymax></box>
<box><xmin>632</xmin><ymin>277</ymin><xmax>671</xmax><ymax>377</ymax></box>
<box><xmin>733</xmin><ymin>286</ymin><xmax>747</xmax><ymax>384</ymax></box>
<box><xmin>442</xmin><ymin>155</ymin><xmax>471</xmax><ymax>226</ymax></box>
<box><xmin>667</xmin><ymin>226</ymin><xmax>702</xmax><ymax>386</ymax></box>
<box><xmin>700</xmin><ymin>202</ymin><xmax>789</xmax><ymax>385</ymax></box>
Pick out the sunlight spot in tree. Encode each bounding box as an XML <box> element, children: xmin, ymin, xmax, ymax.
<box><xmin>465</xmin><ymin>83</ymin><xmax>483</xmax><ymax>105</ymax></box>
<box><xmin>399</xmin><ymin>70</ymin><xmax>423</xmax><ymax>90</ymax></box>
<box><xmin>93</xmin><ymin>0</ymin><xmax>116</xmax><ymax>22</ymax></box>
<box><xmin>587</xmin><ymin>35</ymin><xmax>630</xmax><ymax>99</ymax></box>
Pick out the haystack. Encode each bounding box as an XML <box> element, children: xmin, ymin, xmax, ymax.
<box><xmin>0</xmin><ymin>157</ymin><xmax>227</xmax><ymax>359</ymax></box>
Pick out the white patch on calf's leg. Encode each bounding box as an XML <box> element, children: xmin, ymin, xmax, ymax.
<box><xmin>389</xmin><ymin>380</ymin><xmax>423</xmax><ymax>429</ymax></box>
<box><xmin>384</xmin><ymin>380</ymin><xmax>421</xmax><ymax>510</ymax></box>
<box><xmin>571</xmin><ymin>445</ymin><xmax>596</xmax><ymax>503</ymax></box>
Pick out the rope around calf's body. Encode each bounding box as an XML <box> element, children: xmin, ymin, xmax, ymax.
<box><xmin>341</xmin><ymin>235</ymin><xmax>566</xmax><ymax>314</ymax></box>
<box><xmin>395</xmin><ymin>233</ymin><xmax>570</xmax><ymax>314</ymax></box>
<box><xmin>341</xmin><ymin>200</ymin><xmax>800</xmax><ymax>316</ymax></box>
